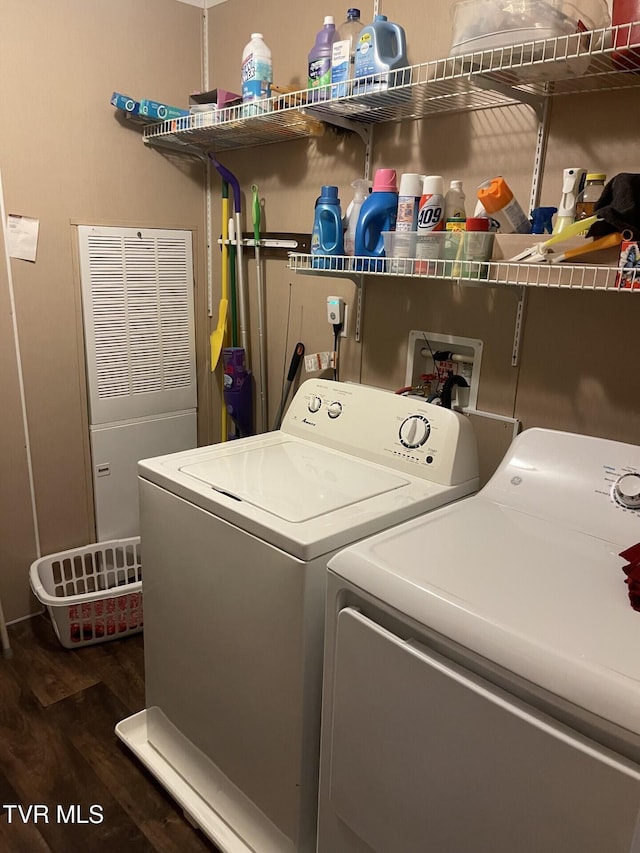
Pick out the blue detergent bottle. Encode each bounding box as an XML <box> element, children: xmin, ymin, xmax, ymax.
<box><xmin>354</xmin><ymin>14</ymin><xmax>408</xmax><ymax>95</ymax></box>
<box><xmin>354</xmin><ymin>168</ymin><xmax>398</xmax><ymax>272</ymax></box>
<box><xmin>311</xmin><ymin>185</ymin><xmax>344</xmax><ymax>270</ymax></box>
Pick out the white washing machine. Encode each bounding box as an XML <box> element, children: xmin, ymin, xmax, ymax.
<box><xmin>317</xmin><ymin>427</ymin><xmax>640</xmax><ymax>853</ymax></box>
<box><xmin>116</xmin><ymin>378</ymin><xmax>479</xmax><ymax>853</ymax></box>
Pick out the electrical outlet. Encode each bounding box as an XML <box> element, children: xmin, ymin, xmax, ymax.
<box><xmin>405</xmin><ymin>330</ymin><xmax>483</xmax><ymax>410</ymax></box>
<box><xmin>327</xmin><ymin>296</ymin><xmax>348</xmax><ymax>337</ymax></box>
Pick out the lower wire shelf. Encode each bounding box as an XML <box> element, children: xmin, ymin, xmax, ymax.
<box><xmin>287</xmin><ymin>253</ymin><xmax>640</xmax><ymax>292</ymax></box>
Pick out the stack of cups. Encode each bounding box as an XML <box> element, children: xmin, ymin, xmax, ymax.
<box><xmin>458</xmin><ymin>218</ymin><xmax>493</xmax><ymax>279</ymax></box>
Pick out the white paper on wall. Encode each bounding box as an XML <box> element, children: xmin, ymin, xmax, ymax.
<box><xmin>6</xmin><ymin>214</ymin><xmax>39</xmax><ymax>262</ymax></box>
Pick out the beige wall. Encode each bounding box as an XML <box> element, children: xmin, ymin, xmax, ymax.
<box><xmin>0</xmin><ymin>0</ymin><xmax>207</xmax><ymax>621</ymax></box>
<box><xmin>1</xmin><ymin>0</ymin><xmax>639</xmax><ymax>621</ymax></box>
<box><xmin>207</xmin><ymin>1</ymin><xmax>640</xmax><ymax>443</ymax></box>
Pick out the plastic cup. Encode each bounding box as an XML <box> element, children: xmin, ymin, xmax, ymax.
<box><xmin>382</xmin><ymin>231</ymin><xmax>417</xmax><ymax>273</ymax></box>
<box><xmin>461</xmin><ymin>232</ymin><xmax>495</xmax><ymax>279</ymax></box>
<box><xmin>415</xmin><ymin>232</ymin><xmax>444</xmax><ymax>275</ymax></box>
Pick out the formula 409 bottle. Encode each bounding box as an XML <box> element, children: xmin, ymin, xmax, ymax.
<box><xmin>416</xmin><ymin>175</ymin><xmax>445</xmax><ymax>274</ymax></box>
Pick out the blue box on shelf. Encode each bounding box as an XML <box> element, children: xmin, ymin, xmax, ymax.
<box><xmin>138</xmin><ymin>99</ymin><xmax>190</xmax><ymax>121</ymax></box>
<box><xmin>110</xmin><ymin>92</ymin><xmax>141</xmax><ymax>116</ymax></box>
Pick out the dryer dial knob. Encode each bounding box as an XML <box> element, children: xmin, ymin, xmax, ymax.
<box><xmin>327</xmin><ymin>401</ymin><xmax>343</xmax><ymax>419</ymax></box>
<box><xmin>399</xmin><ymin>415</ymin><xmax>430</xmax><ymax>449</ymax></box>
<box><xmin>308</xmin><ymin>395</ymin><xmax>322</xmax><ymax>413</ymax></box>
<box><xmin>613</xmin><ymin>473</ymin><xmax>640</xmax><ymax>509</ymax></box>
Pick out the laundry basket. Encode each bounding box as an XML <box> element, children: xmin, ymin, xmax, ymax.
<box><xmin>29</xmin><ymin>538</ymin><xmax>143</xmax><ymax>649</ymax></box>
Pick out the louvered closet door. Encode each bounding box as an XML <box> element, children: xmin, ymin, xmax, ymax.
<box><xmin>77</xmin><ymin>226</ymin><xmax>197</xmax><ymax>424</ymax></box>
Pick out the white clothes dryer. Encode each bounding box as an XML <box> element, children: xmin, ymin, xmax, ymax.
<box><xmin>317</xmin><ymin>427</ymin><xmax>640</xmax><ymax>853</ymax></box>
<box><xmin>116</xmin><ymin>378</ymin><xmax>479</xmax><ymax>853</ymax></box>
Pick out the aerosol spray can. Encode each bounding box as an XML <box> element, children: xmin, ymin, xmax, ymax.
<box><xmin>396</xmin><ymin>173</ymin><xmax>423</xmax><ymax>232</ymax></box>
<box><xmin>476</xmin><ymin>177</ymin><xmax>530</xmax><ymax>234</ymax></box>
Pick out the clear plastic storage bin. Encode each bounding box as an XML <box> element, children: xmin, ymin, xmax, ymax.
<box><xmin>30</xmin><ymin>538</ymin><xmax>143</xmax><ymax>649</ymax></box>
<box><xmin>382</xmin><ymin>230</ymin><xmax>495</xmax><ymax>278</ymax></box>
<box><xmin>450</xmin><ymin>0</ymin><xmax>609</xmax><ymax>55</ymax></box>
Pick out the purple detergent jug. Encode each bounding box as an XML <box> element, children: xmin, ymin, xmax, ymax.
<box><xmin>308</xmin><ymin>16</ymin><xmax>337</xmax><ymax>102</ymax></box>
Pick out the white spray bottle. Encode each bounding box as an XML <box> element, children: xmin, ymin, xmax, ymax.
<box><xmin>552</xmin><ymin>167</ymin><xmax>586</xmax><ymax>234</ymax></box>
<box><xmin>344</xmin><ymin>178</ymin><xmax>372</xmax><ymax>255</ymax></box>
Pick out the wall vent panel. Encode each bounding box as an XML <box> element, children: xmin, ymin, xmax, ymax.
<box><xmin>78</xmin><ymin>226</ymin><xmax>196</xmax><ymax>424</ymax></box>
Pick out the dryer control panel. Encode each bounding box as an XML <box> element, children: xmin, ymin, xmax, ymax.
<box><xmin>612</xmin><ymin>472</ymin><xmax>640</xmax><ymax>509</ymax></box>
<box><xmin>281</xmin><ymin>379</ymin><xmax>479</xmax><ymax>487</ymax></box>
<box><xmin>604</xmin><ymin>467</ymin><xmax>640</xmax><ymax>513</ymax></box>
<box><xmin>481</xmin><ymin>428</ymin><xmax>640</xmax><ymax>542</ymax></box>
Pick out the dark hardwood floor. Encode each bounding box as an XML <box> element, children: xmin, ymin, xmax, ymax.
<box><xmin>0</xmin><ymin>614</ymin><xmax>219</xmax><ymax>852</ymax></box>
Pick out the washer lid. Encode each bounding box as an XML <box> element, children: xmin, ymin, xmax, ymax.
<box><xmin>139</xmin><ymin>432</ymin><xmax>472</xmax><ymax>561</ymax></box>
<box><xmin>179</xmin><ymin>440</ymin><xmax>408</xmax><ymax>522</ymax></box>
<box><xmin>328</xmin><ymin>496</ymin><xmax>640</xmax><ymax>737</ymax></box>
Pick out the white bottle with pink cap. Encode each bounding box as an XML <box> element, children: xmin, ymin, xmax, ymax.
<box><xmin>354</xmin><ymin>168</ymin><xmax>398</xmax><ymax>271</ymax></box>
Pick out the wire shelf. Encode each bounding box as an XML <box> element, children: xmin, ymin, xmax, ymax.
<box><xmin>142</xmin><ymin>23</ymin><xmax>640</xmax><ymax>153</ymax></box>
<box><xmin>287</xmin><ymin>253</ymin><xmax>640</xmax><ymax>292</ymax></box>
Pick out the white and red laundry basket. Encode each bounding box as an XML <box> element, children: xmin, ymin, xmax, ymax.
<box><xmin>30</xmin><ymin>538</ymin><xmax>142</xmax><ymax>648</ymax></box>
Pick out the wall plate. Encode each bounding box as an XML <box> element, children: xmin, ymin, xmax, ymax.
<box><xmin>176</xmin><ymin>0</ymin><xmax>229</xmax><ymax>7</ymax></box>
<box><xmin>405</xmin><ymin>330</ymin><xmax>483</xmax><ymax>410</ymax></box>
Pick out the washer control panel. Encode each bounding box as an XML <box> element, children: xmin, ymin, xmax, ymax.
<box><xmin>308</xmin><ymin>395</ymin><xmax>322</xmax><ymax>414</ymax></box>
<box><xmin>399</xmin><ymin>415</ymin><xmax>431</xmax><ymax>449</ymax></box>
<box><xmin>306</xmin><ymin>394</ymin><xmax>343</xmax><ymax>418</ymax></box>
<box><xmin>282</xmin><ymin>379</ymin><xmax>479</xmax><ymax>486</ymax></box>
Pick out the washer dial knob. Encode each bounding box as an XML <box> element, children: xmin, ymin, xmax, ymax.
<box><xmin>327</xmin><ymin>401</ymin><xmax>343</xmax><ymax>419</ymax></box>
<box><xmin>613</xmin><ymin>473</ymin><xmax>640</xmax><ymax>509</ymax></box>
<box><xmin>399</xmin><ymin>415</ymin><xmax>431</xmax><ymax>449</ymax></box>
<box><xmin>308</xmin><ymin>395</ymin><xmax>322</xmax><ymax>413</ymax></box>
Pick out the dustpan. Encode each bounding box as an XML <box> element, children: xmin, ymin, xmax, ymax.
<box><xmin>548</xmin><ymin>232</ymin><xmax>622</xmax><ymax>263</ymax></box>
<box><xmin>210</xmin><ymin>298</ymin><xmax>229</xmax><ymax>368</ymax></box>
<box><xmin>510</xmin><ymin>215</ymin><xmax>599</xmax><ymax>262</ymax></box>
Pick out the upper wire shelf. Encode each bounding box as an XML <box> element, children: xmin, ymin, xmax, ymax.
<box><xmin>142</xmin><ymin>22</ymin><xmax>640</xmax><ymax>153</ymax></box>
<box><xmin>287</xmin><ymin>253</ymin><xmax>640</xmax><ymax>293</ymax></box>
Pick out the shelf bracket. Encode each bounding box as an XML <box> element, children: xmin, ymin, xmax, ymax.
<box><xmin>528</xmin><ymin>96</ymin><xmax>551</xmax><ymax>213</ymax></box>
<box><xmin>511</xmin><ymin>287</ymin><xmax>528</xmax><ymax>367</ymax></box>
<box><xmin>472</xmin><ymin>75</ymin><xmax>545</xmax><ymax>122</ymax></box>
<box><xmin>303</xmin><ymin>108</ymin><xmax>372</xmax><ymax>148</ymax></box>
<box><xmin>142</xmin><ymin>136</ymin><xmax>207</xmax><ymax>160</ymax></box>
<box><xmin>355</xmin><ymin>275</ymin><xmax>365</xmax><ymax>342</ymax></box>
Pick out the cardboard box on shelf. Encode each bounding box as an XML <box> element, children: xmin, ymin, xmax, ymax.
<box><xmin>138</xmin><ymin>99</ymin><xmax>189</xmax><ymax>121</ymax></box>
<box><xmin>189</xmin><ymin>88</ymin><xmax>242</xmax><ymax>109</ymax></box>
<box><xmin>110</xmin><ymin>92</ymin><xmax>141</xmax><ymax>115</ymax></box>
<box><xmin>616</xmin><ymin>238</ymin><xmax>640</xmax><ymax>290</ymax></box>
